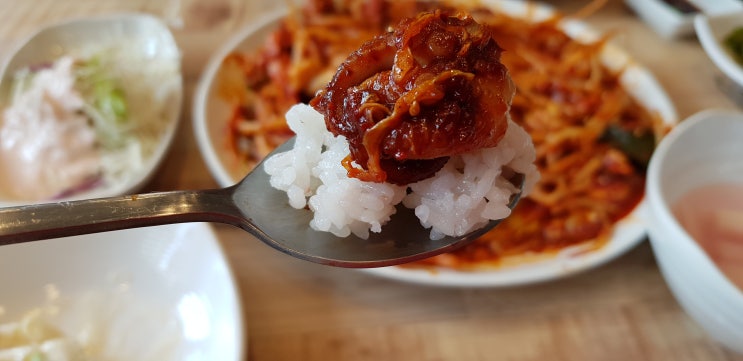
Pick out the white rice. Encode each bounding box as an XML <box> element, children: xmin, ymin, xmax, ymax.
<box><xmin>264</xmin><ymin>103</ymin><xmax>539</xmax><ymax>239</ymax></box>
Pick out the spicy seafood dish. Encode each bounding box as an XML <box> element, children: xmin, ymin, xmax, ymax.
<box><xmin>264</xmin><ymin>10</ymin><xmax>538</xmax><ymax>240</ymax></box>
<box><xmin>214</xmin><ymin>0</ymin><xmax>670</xmax><ymax>269</ymax></box>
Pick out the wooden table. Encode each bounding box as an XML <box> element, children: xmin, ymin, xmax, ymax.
<box><xmin>1</xmin><ymin>0</ymin><xmax>741</xmax><ymax>360</ymax></box>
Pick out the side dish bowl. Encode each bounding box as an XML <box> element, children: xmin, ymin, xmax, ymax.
<box><xmin>695</xmin><ymin>10</ymin><xmax>743</xmax><ymax>88</ymax></box>
<box><xmin>0</xmin><ymin>223</ymin><xmax>245</xmax><ymax>361</ymax></box>
<box><xmin>194</xmin><ymin>1</ymin><xmax>677</xmax><ymax>287</ymax></box>
<box><xmin>625</xmin><ymin>0</ymin><xmax>742</xmax><ymax>39</ymax></box>
<box><xmin>0</xmin><ymin>13</ymin><xmax>183</xmax><ymax>205</ymax></box>
<box><xmin>645</xmin><ymin>109</ymin><xmax>743</xmax><ymax>354</ymax></box>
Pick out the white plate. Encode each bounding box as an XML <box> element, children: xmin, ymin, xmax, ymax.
<box><xmin>0</xmin><ymin>223</ymin><xmax>245</xmax><ymax>361</ymax></box>
<box><xmin>194</xmin><ymin>1</ymin><xmax>677</xmax><ymax>287</ymax></box>
<box><xmin>364</xmin><ymin>0</ymin><xmax>679</xmax><ymax>287</ymax></box>
<box><xmin>695</xmin><ymin>10</ymin><xmax>743</xmax><ymax>88</ymax></box>
<box><xmin>0</xmin><ymin>13</ymin><xmax>183</xmax><ymax>205</ymax></box>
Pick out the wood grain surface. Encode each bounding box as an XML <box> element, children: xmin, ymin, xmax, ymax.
<box><xmin>0</xmin><ymin>0</ymin><xmax>741</xmax><ymax>360</ymax></box>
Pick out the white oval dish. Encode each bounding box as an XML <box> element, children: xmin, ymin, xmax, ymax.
<box><xmin>695</xmin><ymin>10</ymin><xmax>743</xmax><ymax>89</ymax></box>
<box><xmin>194</xmin><ymin>1</ymin><xmax>677</xmax><ymax>287</ymax></box>
<box><xmin>0</xmin><ymin>13</ymin><xmax>183</xmax><ymax>205</ymax></box>
<box><xmin>0</xmin><ymin>223</ymin><xmax>245</xmax><ymax>361</ymax></box>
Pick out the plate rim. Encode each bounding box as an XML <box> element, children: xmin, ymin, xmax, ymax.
<box><xmin>195</xmin><ymin>222</ymin><xmax>247</xmax><ymax>361</ymax></box>
<box><xmin>193</xmin><ymin>8</ymin><xmax>289</xmax><ymax>188</ymax></box>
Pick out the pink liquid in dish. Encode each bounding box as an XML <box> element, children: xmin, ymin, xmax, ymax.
<box><xmin>672</xmin><ymin>183</ymin><xmax>743</xmax><ymax>291</ymax></box>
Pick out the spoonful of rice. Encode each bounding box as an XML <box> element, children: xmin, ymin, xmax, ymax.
<box><xmin>0</xmin><ymin>10</ymin><xmax>537</xmax><ymax>268</ymax></box>
<box><xmin>0</xmin><ymin>137</ymin><xmax>525</xmax><ymax>268</ymax></box>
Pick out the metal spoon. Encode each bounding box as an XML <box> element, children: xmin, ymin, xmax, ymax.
<box><xmin>0</xmin><ymin>139</ymin><xmax>523</xmax><ymax>268</ymax></box>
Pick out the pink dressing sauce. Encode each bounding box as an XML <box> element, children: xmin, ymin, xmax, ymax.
<box><xmin>672</xmin><ymin>183</ymin><xmax>743</xmax><ymax>291</ymax></box>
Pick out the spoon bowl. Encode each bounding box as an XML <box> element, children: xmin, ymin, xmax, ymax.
<box><xmin>0</xmin><ymin>138</ymin><xmax>523</xmax><ymax>268</ymax></box>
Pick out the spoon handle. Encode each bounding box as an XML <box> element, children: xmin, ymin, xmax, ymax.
<box><xmin>0</xmin><ymin>188</ymin><xmax>242</xmax><ymax>245</ymax></box>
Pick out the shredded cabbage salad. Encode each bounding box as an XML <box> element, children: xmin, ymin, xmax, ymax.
<box><xmin>0</xmin><ymin>45</ymin><xmax>178</xmax><ymax>201</ymax></box>
<box><xmin>0</xmin><ymin>308</ymin><xmax>88</xmax><ymax>361</ymax></box>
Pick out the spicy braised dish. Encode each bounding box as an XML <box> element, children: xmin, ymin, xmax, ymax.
<box><xmin>218</xmin><ymin>0</ymin><xmax>668</xmax><ymax>268</ymax></box>
<box><xmin>310</xmin><ymin>10</ymin><xmax>514</xmax><ymax>185</ymax></box>
<box><xmin>264</xmin><ymin>10</ymin><xmax>537</xmax><ymax>239</ymax></box>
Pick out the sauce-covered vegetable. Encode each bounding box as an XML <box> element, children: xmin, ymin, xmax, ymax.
<box><xmin>725</xmin><ymin>26</ymin><xmax>743</xmax><ymax>64</ymax></box>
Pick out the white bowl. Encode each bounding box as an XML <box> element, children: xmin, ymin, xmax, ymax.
<box><xmin>0</xmin><ymin>13</ymin><xmax>183</xmax><ymax>205</ymax></box>
<box><xmin>194</xmin><ymin>1</ymin><xmax>677</xmax><ymax>287</ymax></box>
<box><xmin>695</xmin><ymin>10</ymin><xmax>743</xmax><ymax>88</ymax></box>
<box><xmin>646</xmin><ymin>109</ymin><xmax>743</xmax><ymax>354</ymax></box>
<box><xmin>625</xmin><ymin>0</ymin><xmax>742</xmax><ymax>39</ymax></box>
<box><xmin>0</xmin><ymin>223</ymin><xmax>245</xmax><ymax>361</ymax></box>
